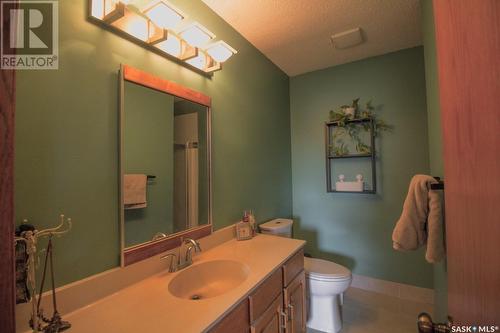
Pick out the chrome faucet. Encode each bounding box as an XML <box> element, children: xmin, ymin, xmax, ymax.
<box><xmin>178</xmin><ymin>237</ymin><xmax>202</xmax><ymax>269</ymax></box>
<box><xmin>160</xmin><ymin>238</ymin><xmax>202</xmax><ymax>272</ymax></box>
<box><xmin>152</xmin><ymin>232</ymin><xmax>167</xmax><ymax>241</ymax></box>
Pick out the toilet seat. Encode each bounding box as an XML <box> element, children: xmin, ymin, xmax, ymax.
<box><xmin>304</xmin><ymin>257</ymin><xmax>351</xmax><ymax>281</ymax></box>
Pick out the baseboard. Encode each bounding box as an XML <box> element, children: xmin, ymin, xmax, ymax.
<box><xmin>351</xmin><ymin>274</ymin><xmax>434</xmax><ymax>304</ymax></box>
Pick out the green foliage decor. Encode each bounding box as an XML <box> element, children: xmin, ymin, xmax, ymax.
<box><xmin>328</xmin><ymin>99</ymin><xmax>392</xmax><ymax>157</ymax></box>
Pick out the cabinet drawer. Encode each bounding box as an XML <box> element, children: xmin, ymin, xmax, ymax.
<box><xmin>209</xmin><ymin>299</ymin><xmax>250</xmax><ymax>333</ymax></box>
<box><xmin>282</xmin><ymin>249</ymin><xmax>304</xmax><ymax>287</ymax></box>
<box><xmin>249</xmin><ymin>268</ymin><xmax>282</xmax><ymax>322</ymax></box>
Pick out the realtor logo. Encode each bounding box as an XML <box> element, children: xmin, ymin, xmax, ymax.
<box><xmin>1</xmin><ymin>0</ymin><xmax>58</xmax><ymax>69</ymax></box>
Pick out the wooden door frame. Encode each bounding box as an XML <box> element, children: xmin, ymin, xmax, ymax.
<box><xmin>0</xmin><ymin>0</ymin><xmax>17</xmax><ymax>332</ymax></box>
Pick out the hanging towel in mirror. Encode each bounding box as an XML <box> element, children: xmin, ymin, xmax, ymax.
<box><xmin>392</xmin><ymin>174</ymin><xmax>445</xmax><ymax>263</ymax></box>
<box><xmin>124</xmin><ymin>174</ymin><xmax>147</xmax><ymax>209</ymax></box>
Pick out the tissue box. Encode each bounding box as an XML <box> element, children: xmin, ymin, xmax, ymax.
<box><xmin>335</xmin><ymin>181</ymin><xmax>364</xmax><ymax>192</ymax></box>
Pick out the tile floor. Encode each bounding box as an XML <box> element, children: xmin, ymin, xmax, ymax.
<box><xmin>307</xmin><ymin>287</ymin><xmax>434</xmax><ymax>333</ymax></box>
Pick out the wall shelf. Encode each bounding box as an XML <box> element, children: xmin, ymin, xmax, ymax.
<box><xmin>329</xmin><ymin>190</ymin><xmax>377</xmax><ymax>194</ymax></box>
<box><xmin>328</xmin><ymin>153</ymin><xmax>372</xmax><ymax>159</ymax></box>
<box><xmin>325</xmin><ymin>117</ymin><xmax>377</xmax><ymax>193</ymax></box>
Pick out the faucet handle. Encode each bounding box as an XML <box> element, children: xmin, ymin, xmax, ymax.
<box><xmin>183</xmin><ymin>238</ymin><xmax>202</xmax><ymax>252</ymax></box>
<box><xmin>160</xmin><ymin>253</ymin><xmax>177</xmax><ymax>272</ymax></box>
<box><xmin>192</xmin><ymin>240</ymin><xmax>202</xmax><ymax>252</ymax></box>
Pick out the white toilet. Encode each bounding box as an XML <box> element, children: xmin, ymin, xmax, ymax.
<box><xmin>259</xmin><ymin>219</ymin><xmax>352</xmax><ymax>333</ymax></box>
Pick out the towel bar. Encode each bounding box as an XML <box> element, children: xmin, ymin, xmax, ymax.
<box><xmin>431</xmin><ymin>176</ymin><xmax>444</xmax><ymax>190</ymax></box>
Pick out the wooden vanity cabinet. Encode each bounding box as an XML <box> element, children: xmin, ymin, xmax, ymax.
<box><xmin>208</xmin><ymin>248</ymin><xmax>306</xmax><ymax>333</ymax></box>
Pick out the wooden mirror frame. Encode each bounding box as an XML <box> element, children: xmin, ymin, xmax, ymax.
<box><xmin>118</xmin><ymin>64</ymin><xmax>212</xmax><ymax>266</ymax></box>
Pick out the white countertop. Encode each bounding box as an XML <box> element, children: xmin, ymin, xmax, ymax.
<box><xmin>64</xmin><ymin>234</ymin><xmax>305</xmax><ymax>333</ymax></box>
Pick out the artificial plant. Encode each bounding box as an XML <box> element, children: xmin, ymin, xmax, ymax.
<box><xmin>328</xmin><ymin>99</ymin><xmax>392</xmax><ymax>156</ymax></box>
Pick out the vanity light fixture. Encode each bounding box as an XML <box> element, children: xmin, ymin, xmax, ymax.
<box><xmin>179</xmin><ymin>22</ymin><xmax>215</xmax><ymax>48</ymax></box>
<box><xmin>110</xmin><ymin>7</ymin><xmax>150</xmax><ymax>41</ymax></box>
<box><xmin>205</xmin><ymin>41</ymin><xmax>237</xmax><ymax>63</ymax></box>
<box><xmin>89</xmin><ymin>0</ymin><xmax>235</xmax><ymax>74</ymax></box>
<box><xmin>185</xmin><ymin>51</ymin><xmax>221</xmax><ymax>73</ymax></box>
<box><xmin>143</xmin><ymin>0</ymin><xmax>184</xmax><ymax>30</ymax></box>
<box><xmin>91</xmin><ymin>0</ymin><xmax>130</xmax><ymax>20</ymax></box>
<box><xmin>154</xmin><ymin>33</ymin><xmax>197</xmax><ymax>61</ymax></box>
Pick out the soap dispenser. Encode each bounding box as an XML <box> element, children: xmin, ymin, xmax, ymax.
<box><xmin>236</xmin><ymin>211</ymin><xmax>252</xmax><ymax>240</ymax></box>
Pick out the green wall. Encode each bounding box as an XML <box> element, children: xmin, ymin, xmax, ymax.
<box><xmin>123</xmin><ymin>81</ymin><xmax>174</xmax><ymax>247</ymax></box>
<box><xmin>422</xmin><ymin>0</ymin><xmax>448</xmax><ymax>320</ymax></box>
<box><xmin>290</xmin><ymin>47</ymin><xmax>434</xmax><ymax>288</ymax></box>
<box><xmin>15</xmin><ymin>0</ymin><xmax>292</xmax><ymax>287</ymax></box>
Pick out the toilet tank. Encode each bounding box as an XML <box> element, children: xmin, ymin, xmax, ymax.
<box><xmin>259</xmin><ymin>219</ymin><xmax>293</xmax><ymax>238</ymax></box>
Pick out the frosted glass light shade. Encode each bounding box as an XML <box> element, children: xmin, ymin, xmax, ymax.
<box><xmin>104</xmin><ymin>0</ymin><xmax>119</xmax><ymax>16</ymax></box>
<box><xmin>143</xmin><ymin>1</ymin><xmax>184</xmax><ymax>30</ymax></box>
<box><xmin>90</xmin><ymin>0</ymin><xmax>104</xmax><ymax>18</ymax></box>
<box><xmin>91</xmin><ymin>0</ymin><xmax>118</xmax><ymax>19</ymax></box>
<box><xmin>185</xmin><ymin>52</ymin><xmax>207</xmax><ymax>70</ymax></box>
<box><xmin>90</xmin><ymin>0</ymin><xmax>135</xmax><ymax>19</ymax></box>
<box><xmin>205</xmin><ymin>41</ymin><xmax>237</xmax><ymax>62</ymax></box>
<box><xmin>180</xmin><ymin>23</ymin><xmax>215</xmax><ymax>47</ymax></box>
<box><xmin>111</xmin><ymin>8</ymin><xmax>149</xmax><ymax>41</ymax></box>
<box><xmin>155</xmin><ymin>35</ymin><xmax>182</xmax><ymax>57</ymax></box>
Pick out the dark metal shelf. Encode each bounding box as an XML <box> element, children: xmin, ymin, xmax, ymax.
<box><xmin>330</xmin><ymin>190</ymin><xmax>376</xmax><ymax>194</ymax></box>
<box><xmin>326</xmin><ymin>117</ymin><xmax>372</xmax><ymax>126</ymax></box>
<box><xmin>325</xmin><ymin>117</ymin><xmax>377</xmax><ymax>194</ymax></box>
<box><xmin>328</xmin><ymin>153</ymin><xmax>373</xmax><ymax>159</ymax></box>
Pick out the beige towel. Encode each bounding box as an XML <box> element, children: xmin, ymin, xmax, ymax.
<box><xmin>392</xmin><ymin>174</ymin><xmax>445</xmax><ymax>263</ymax></box>
<box><xmin>124</xmin><ymin>174</ymin><xmax>147</xmax><ymax>209</ymax></box>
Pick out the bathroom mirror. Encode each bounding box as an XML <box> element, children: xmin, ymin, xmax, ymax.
<box><xmin>119</xmin><ymin>64</ymin><xmax>212</xmax><ymax>266</ymax></box>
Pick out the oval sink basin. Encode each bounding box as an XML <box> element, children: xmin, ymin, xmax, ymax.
<box><xmin>168</xmin><ymin>260</ymin><xmax>250</xmax><ymax>300</ymax></box>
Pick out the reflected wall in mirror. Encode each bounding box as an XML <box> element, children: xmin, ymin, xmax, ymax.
<box><xmin>119</xmin><ymin>64</ymin><xmax>212</xmax><ymax>266</ymax></box>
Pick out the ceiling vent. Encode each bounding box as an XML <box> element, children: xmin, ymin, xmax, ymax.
<box><xmin>331</xmin><ymin>27</ymin><xmax>363</xmax><ymax>49</ymax></box>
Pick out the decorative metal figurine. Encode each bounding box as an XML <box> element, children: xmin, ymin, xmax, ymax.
<box><xmin>15</xmin><ymin>214</ymin><xmax>72</xmax><ymax>333</ymax></box>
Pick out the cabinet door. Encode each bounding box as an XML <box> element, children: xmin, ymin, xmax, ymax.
<box><xmin>249</xmin><ymin>268</ymin><xmax>283</xmax><ymax>322</ymax></box>
<box><xmin>284</xmin><ymin>271</ymin><xmax>306</xmax><ymax>333</ymax></box>
<box><xmin>209</xmin><ymin>299</ymin><xmax>250</xmax><ymax>333</ymax></box>
<box><xmin>251</xmin><ymin>294</ymin><xmax>284</xmax><ymax>333</ymax></box>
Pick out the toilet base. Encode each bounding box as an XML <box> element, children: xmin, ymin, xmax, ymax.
<box><xmin>306</xmin><ymin>294</ymin><xmax>342</xmax><ymax>333</ymax></box>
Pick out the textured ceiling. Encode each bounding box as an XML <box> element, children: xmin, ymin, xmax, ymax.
<box><xmin>201</xmin><ymin>0</ymin><xmax>422</xmax><ymax>76</ymax></box>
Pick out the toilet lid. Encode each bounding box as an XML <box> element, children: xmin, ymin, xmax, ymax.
<box><xmin>259</xmin><ymin>219</ymin><xmax>293</xmax><ymax>231</ymax></box>
<box><xmin>304</xmin><ymin>257</ymin><xmax>351</xmax><ymax>280</ymax></box>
